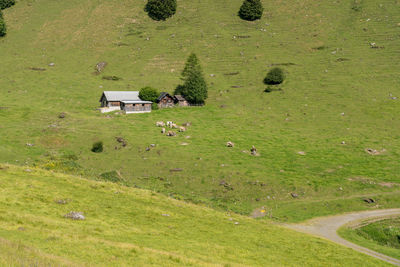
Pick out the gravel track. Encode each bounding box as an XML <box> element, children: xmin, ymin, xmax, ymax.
<box><xmin>285</xmin><ymin>209</ymin><xmax>400</xmax><ymax>266</ymax></box>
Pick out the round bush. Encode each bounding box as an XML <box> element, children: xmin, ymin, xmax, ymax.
<box><xmin>145</xmin><ymin>0</ymin><xmax>177</xmax><ymax>21</ymax></box>
<box><xmin>0</xmin><ymin>0</ymin><xmax>15</xmax><ymax>10</ymax></box>
<box><xmin>91</xmin><ymin>141</ymin><xmax>103</xmax><ymax>153</ymax></box>
<box><xmin>139</xmin><ymin>86</ymin><xmax>159</xmax><ymax>102</ymax></box>
<box><xmin>264</xmin><ymin>67</ymin><xmax>285</xmax><ymax>85</ymax></box>
<box><xmin>238</xmin><ymin>0</ymin><xmax>263</xmax><ymax>21</ymax></box>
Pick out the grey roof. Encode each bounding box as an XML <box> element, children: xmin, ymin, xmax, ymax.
<box><xmin>121</xmin><ymin>100</ymin><xmax>153</xmax><ymax>104</ymax></box>
<box><xmin>100</xmin><ymin>91</ymin><xmax>141</xmax><ymax>102</ymax></box>
<box><xmin>157</xmin><ymin>92</ymin><xmax>174</xmax><ymax>102</ymax></box>
<box><xmin>174</xmin><ymin>95</ymin><xmax>186</xmax><ymax>101</ymax></box>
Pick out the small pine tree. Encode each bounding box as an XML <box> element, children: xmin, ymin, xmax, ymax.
<box><xmin>145</xmin><ymin>0</ymin><xmax>177</xmax><ymax>21</ymax></box>
<box><xmin>178</xmin><ymin>53</ymin><xmax>208</xmax><ymax>104</ymax></box>
<box><xmin>91</xmin><ymin>141</ymin><xmax>103</xmax><ymax>153</ymax></box>
<box><xmin>264</xmin><ymin>67</ymin><xmax>285</xmax><ymax>85</ymax></box>
<box><xmin>0</xmin><ymin>12</ymin><xmax>6</xmax><ymax>37</ymax></box>
<box><xmin>182</xmin><ymin>71</ymin><xmax>208</xmax><ymax>104</ymax></box>
<box><xmin>238</xmin><ymin>0</ymin><xmax>263</xmax><ymax>21</ymax></box>
<box><xmin>139</xmin><ymin>86</ymin><xmax>159</xmax><ymax>102</ymax></box>
<box><xmin>0</xmin><ymin>0</ymin><xmax>15</xmax><ymax>10</ymax></box>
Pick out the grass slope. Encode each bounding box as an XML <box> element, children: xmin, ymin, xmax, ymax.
<box><xmin>0</xmin><ymin>164</ymin><xmax>391</xmax><ymax>266</ymax></box>
<box><xmin>0</xmin><ymin>0</ymin><xmax>399</xmax><ymax>221</ymax></box>
<box><xmin>339</xmin><ymin>217</ymin><xmax>400</xmax><ymax>260</ymax></box>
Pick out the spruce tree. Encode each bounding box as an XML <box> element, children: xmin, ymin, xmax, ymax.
<box><xmin>179</xmin><ymin>53</ymin><xmax>208</xmax><ymax>104</ymax></box>
<box><xmin>238</xmin><ymin>0</ymin><xmax>263</xmax><ymax>21</ymax></box>
<box><xmin>0</xmin><ymin>11</ymin><xmax>6</xmax><ymax>37</ymax></box>
<box><xmin>0</xmin><ymin>0</ymin><xmax>15</xmax><ymax>10</ymax></box>
<box><xmin>145</xmin><ymin>0</ymin><xmax>177</xmax><ymax>21</ymax></box>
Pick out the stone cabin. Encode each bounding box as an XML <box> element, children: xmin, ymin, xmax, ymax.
<box><xmin>156</xmin><ymin>92</ymin><xmax>175</xmax><ymax>108</ymax></box>
<box><xmin>99</xmin><ymin>91</ymin><xmax>152</xmax><ymax>113</ymax></box>
<box><xmin>174</xmin><ymin>95</ymin><xmax>189</xmax><ymax>107</ymax></box>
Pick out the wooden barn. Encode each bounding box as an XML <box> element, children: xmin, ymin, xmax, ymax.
<box><xmin>174</xmin><ymin>95</ymin><xmax>189</xmax><ymax>107</ymax></box>
<box><xmin>156</xmin><ymin>92</ymin><xmax>175</xmax><ymax>108</ymax></box>
<box><xmin>99</xmin><ymin>91</ymin><xmax>152</xmax><ymax>113</ymax></box>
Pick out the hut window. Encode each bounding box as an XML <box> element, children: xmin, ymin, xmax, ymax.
<box><xmin>142</xmin><ymin>104</ymin><xmax>144</xmax><ymax>106</ymax></box>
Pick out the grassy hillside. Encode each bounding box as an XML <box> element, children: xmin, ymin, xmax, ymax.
<box><xmin>0</xmin><ymin>0</ymin><xmax>399</xmax><ymax>221</ymax></box>
<box><xmin>339</xmin><ymin>217</ymin><xmax>400</xmax><ymax>260</ymax></box>
<box><xmin>0</xmin><ymin>164</ymin><xmax>391</xmax><ymax>266</ymax></box>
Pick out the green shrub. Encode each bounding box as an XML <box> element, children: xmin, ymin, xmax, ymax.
<box><xmin>178</xmin><ymin>53</ymin><xmax>208</xmax><ymax>104</ymax></box>
<box><xmin>0</xmin><ymin>0</ymin><xmax>14</xmax><ymax>10</ymax></box>
<box><xmin>264</xmin><ymin>67</ymin><xmax>285</xmax><ymax>85</ymax></box>
<box><xmin>145</xmin><ymin>0</ymin><xmax>177</xmax><ymax>21</ymax></box>
<box><xmin>0</xmin><ymin>12</ymin><xmax>6</xmax><ymax>37</ymax></box>
<box><xmin>139</xmin><ymin>86</ymin><xmax>159</xmax><ymax>102</ymax></box>
<box><xmin>99</xmin><ymin>171</ymin><xmax>122</xmax><ymax>183</ymax></box>
<box><xmin>238</xmin><ymin>0</ymin><xmax>263</xmax><ymax>21</ymax></box>
<box><xmin>91</xmin><ymin>141</ymin><xmax>103</xmax><ymax>153</ymax></box>
<box><xmin>151</xmin><ymin>103</ymin><xmax>159</xmax><ymax>110</ymax></box>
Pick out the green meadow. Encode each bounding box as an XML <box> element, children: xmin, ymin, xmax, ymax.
<box><xmin>0</xmin><ymin>0</ymin><xmax>399</xmax><ymax>224</ymax></box>
<box><xmin>339</xmin><ymin>217</ymin><xmax>400</xmax><ymax>260</ymax></box>
<box><xmin>0</xmin><ymin>165</ymin><xmax>390</xmax><ymax>266</ymax></box>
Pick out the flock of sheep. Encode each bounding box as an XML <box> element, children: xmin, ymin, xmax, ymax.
<box><xmin>156</xmin><ymin>121</ymin><xmax>190</xmax><ymax>136</ymax></box>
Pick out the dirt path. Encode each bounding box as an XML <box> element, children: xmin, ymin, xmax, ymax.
<box><xmin>285</xmin><ymin>209</ymin><xmax>400</xmax><ymax>266</ymax></box>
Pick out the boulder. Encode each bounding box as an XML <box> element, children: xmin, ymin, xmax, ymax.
<box><xmin>64</xmin><ymin>211</ymin><xmax>85</xmax><ymax>220</ymax></box>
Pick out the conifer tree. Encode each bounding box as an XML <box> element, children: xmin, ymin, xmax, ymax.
<box><xmin>0</xmin><ymin>11</ymin><xmax>6</xmax><ymax>37</ymax></box>
<box><xmin>179</xmin><ymin>53</ymin><xmax>208</xmax><ymax>104</ymax></box>
<box><xmin>0</xmin><ymin>0</ymin><xmax>15</xmax><ymax>10</ymax></box>
<box><xmin>238</xmin><ymin>0</ymin><xmax>263</xmax><ymax>21</ymax></box>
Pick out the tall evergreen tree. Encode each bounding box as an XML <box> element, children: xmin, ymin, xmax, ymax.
<box><xmin>238</xmin><ymin>0</ymin><xmax>263</xmax><ymax>21</ymax></box>
<box><xmin>179</xmin><ymin>53</ymin><xmax>208</xmax><ymax>104</ymax></box>
<box><xmin>0</xmin><ymin>11</ymin><xmax>6</xmax><ymax>37</ymax></box>
<box><xmin>0</xmin><ymin>0</ymin><xmax>15</xmax><ymax>10</ymax></box>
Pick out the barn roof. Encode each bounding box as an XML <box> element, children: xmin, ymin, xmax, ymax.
<box><xmin>100</xmin><ymin>91</ymin><xmax>141</xmax><ymax>102</ymax></box>
<box><xmin>157</xmin><ymin>92</ymin><xmax>174</xmax><ymax>102</ymax></box>
<box><xmin>174</xmin><ymin>95</ymin><xmax>186</xmax><ymax>101</ymax></box>
<box><xmin>121</xmin><ymin>100</ymin><xmax>153</xmax><ymax>104</ymax></box>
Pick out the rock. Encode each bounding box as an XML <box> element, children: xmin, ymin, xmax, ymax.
<box><xmin>341</xmin><ymin>141</ymin><xmax>346</xmax><ymax>145</ymax></box>
<box><xmin>234</xmin><ymin>222</ymin><xmax>240</xmax><ymax>225</ymax></box>
<box><xmin>226</xmin><ymin>141</ymin><xmax>234</xmax><ymax>147</ymax></box>
<box><xmin>161</xmin><ymin>214</ymin><xmax>170</xmax><ymax>217</ymax></box>
<box><xmin>363</xmin><ymin>198</ymin><xmax>375</xmax><ymax>204</ymax></box>
<box><xmin>58</xmin><ymin>112</ymin><xmax>66</xmax><ymax>119</ymax></box>
<box><xmin>210</xmin><ymin>74</ymin><xmax>215</xmax><ymax>77</ymax></box>
<box><xmin>182</xmin><ymin>122</ymin><xmax>192</xmax><ymax>127</ymax></box>
<box><xmin>179</xmin><ymin>126</ymin><xmax>186</xmax><ymax>132</ymax></box>
<box><xmin>95</xmin><ymin>62</ymin><xmax>108</xmax><ymax>73</ymax></box>
<box><xmin>24</xmin><ymin>168</ymin><xmax>32</xmax><ymax>172</ymax></box>
<box><xmin>115</xmin><ymin>137</ymin><xmax>127</xmax><ymax>147</ymax></box>
<box><xmin>365</xmin><ymin>148</ymin><xmax>386</xmax><ymax>155</ymax></box>
<box><xmin>48</xmin><ymin>63</ymin><xmax>55</xmax><ymax>67</ymax></box>
<box><xmin>291</xmin><ymin>193</ymin><xmax>299</xmax><ymax>198</ymax></box>
<box><xmin>145</xmin><ymin>147</ymin><xmax>150</xmax><ymax>151</ymax></box>
<box><xmin>26</xmin><ymin>143</ymin><xmax>34</xmax><ymax>147</ymax></box>
<box><xmin>171</xmin><ymin>123</ymin><xmax>178</xmax><ymax>129</ymax></box>
<box><xmin>297</xmin><ymin>151</ymin><xmax>306</xmax><ymax>155</ymax></box>
<box><xmin>64</xmin><ymin>212</ymin><xmax>85</xmax><ymax>220</ymax></box>
<box><xmin>55</xmin><ymin>199</ymin><xmax>69</xmax><ymax>205</ymax></box>
<box><xmin>180</xmin><ymin>142</ymin><xmax>188</xmax><ymax>146</ymax></box>
<box><xmin>150</xmin><ymin>144</ymin><xmax>156</xmax><ymax>147</ymax></box>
